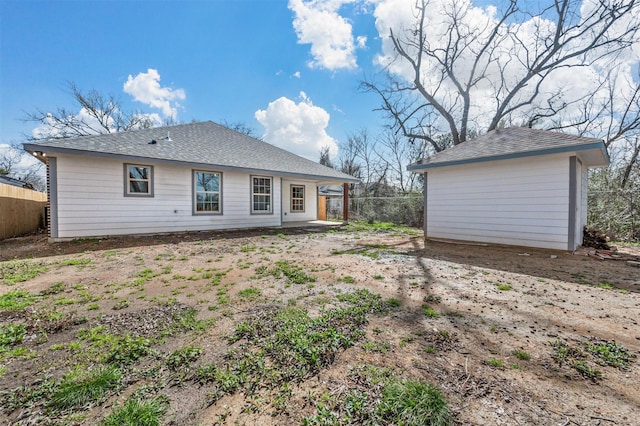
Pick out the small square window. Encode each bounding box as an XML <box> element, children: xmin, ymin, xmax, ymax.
<box><xmin>124</xmin><ymin>164</ymin><xmax>153</xmax><ymax>197</ymax></box>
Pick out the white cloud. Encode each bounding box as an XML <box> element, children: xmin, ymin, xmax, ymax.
<box><xmin>293</xmin><ymin>71</ymin><xmax>302</xmax><ymax>78</ymax></box>
<box><xmin>288</xmin><ymin>0</ymin><xmax>362</xmax><ymax>70</ymax></box>
<box><xmin>123</xmin><ymin>69</ymin><xmax>185</xmax><ymax>118</ymax></box>
<box><xmin>255</xmin><ymin>92</ymin><xmax>339</xmax><ymax>160</ymax></box>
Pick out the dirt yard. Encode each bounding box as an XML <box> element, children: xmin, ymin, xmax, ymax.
<box><xmin>1</xmin><ymin>223</ymin><xmax>639</xmax><ymax>426</ymax></box>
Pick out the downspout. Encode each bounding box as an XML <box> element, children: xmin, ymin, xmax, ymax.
<box><xmin>423</xmin><ymin>172</ymin><xmax>428</xmax><ymax>238</ymax></box>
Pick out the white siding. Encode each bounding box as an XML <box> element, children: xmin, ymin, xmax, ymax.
<box><xmin>281</xmin><ymin>179</ymin><xmax>318</xmax><ymax>222</ymax></box>
<box><xmin>54</xmin><ymin>155</ymin><xmax>283</xmax><ymax>238</ymax></box>
<box><xmin>426</xmin><ymin>155</ymin><xmax>570</xmax><ymax>250</ymax></box>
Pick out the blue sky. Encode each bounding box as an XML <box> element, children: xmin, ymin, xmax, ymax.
<box><xmin>1</xmin><ymin>0</ymin><xmax>385</xmax><ymax>161</ymax></box>
<box><xmin>2</xmin><ymin>0</ymin><xmax>638</xmax><ymax>167</ymax></box>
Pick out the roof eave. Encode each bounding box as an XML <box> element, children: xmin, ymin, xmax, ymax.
<box><xmin>407</xmin><ymin>141</ymin><xmax>609</xmax><ymax>172</ymax></box>
<box><xmin>23</xmin><ymin>144</ymin><xmax>360</xmax><ymax>183</ymax></box>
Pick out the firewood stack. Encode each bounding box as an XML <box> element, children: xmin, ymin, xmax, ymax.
<box><xmin>582</xmin><ymin>226</ymin><xmax>611</xmax><ymax>250</ymax></box>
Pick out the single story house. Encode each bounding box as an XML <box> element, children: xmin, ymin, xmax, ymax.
<box><xmin>407</xmin><ymin>127</ymin><xmax>610</xmax><ymax>251</ymax></box>
<box><xmin>24</xmin><ymin>121</ymin><xmax>358</xmax><ymax>241</ymax></box>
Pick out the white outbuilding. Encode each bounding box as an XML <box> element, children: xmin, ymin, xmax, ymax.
<box><xmin>407</xmin><ymin>127</ymin><xmax>610</xmax><ymax>251</ymax></box>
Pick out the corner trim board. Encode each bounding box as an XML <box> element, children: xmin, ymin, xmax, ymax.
<box><xmin>568</xmin><ymin>156</ymin><xmax>577</xmax><ymax>250</ymax></box>
<box><xmin>49</xmin><ymin>157</ymin><xmax>58</xmax><ymax>239</ymax></box>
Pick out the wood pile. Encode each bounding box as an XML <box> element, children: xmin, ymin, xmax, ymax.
<box><xmin>582</xmin><ymin>226</ymin><xmax>611</xmax><ymax>250</ymax></box>
<box><xmin>573</xmin><ymin>247</ymin><xmax>640</xmax><ymax>267</ymax></box>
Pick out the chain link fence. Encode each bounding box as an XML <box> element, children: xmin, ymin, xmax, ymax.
<box><xmin>324</xmin><ymin>190</ymin><xmax>639</xmax><ymax>242</ymax></box>
<box><xmin>588</xmin><ymin>190</ymin><xmax>639</xmax><ymax>241</ymax></box>
<box><xmin>326</xmin><ymin>196</ymin><xmax>424</xmax><ymax>228</ymax></box>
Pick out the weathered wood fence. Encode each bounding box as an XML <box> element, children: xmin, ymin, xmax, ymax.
<box><xmin>0</xmin><ymin>182</ymin><xmax>47</xmax><ymax>239</ymax></box>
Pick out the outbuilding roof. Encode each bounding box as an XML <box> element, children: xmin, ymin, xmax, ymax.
<box><xmin>407</xmin><ymin>127</ymin><xmax>609</xmax><ymax>171</ymax></box>
<box><xmin>24</xmin><ymin>121</ymin><xmax>358</xmax><ymax>183</ymax></box>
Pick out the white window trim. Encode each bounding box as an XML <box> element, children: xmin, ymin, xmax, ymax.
<box><xmin>193</xmin><ymin>170</ymin><xmax>222</xmax><ymax>215</ymax></box>
<box><xmin>124</xmin><ymin>164</ymin><xmax>154</xmax><ymax>197</ymax></box>
<box><xmin>290</xmin><ymin>184</ymin><xmax>305</xmax><ymax>213</ymax></box>
<box><xmin>250</xmin><ymin>175</ymin><xmax>273</xmax><ymax>215</ymax></box>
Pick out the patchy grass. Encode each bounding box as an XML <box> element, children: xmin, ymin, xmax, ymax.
<box><xmin>0</xmin><ymin>289</ymin><xmax>38</xmax><ymax>310</ymax></box>
<box><xmin>50</xmin><ymin>366</ymin><xmax>121</xmax><ymax>409</ymax></box>
<box><xmin>101</xmin><ymin>395</ymin><xmax>168</xmax><ymax>426</ymax></box>
<box><xmin>0</xmin><ymin>260</ymin><xmax>48</xmax><ymax>285</ymax></box>
<box><xmin>237</xmin><ymin>287</ymin><xmax>261</xmax><ymax>300</ymax></box>
<box><xmin>60</xmin><ymin>257</ymin><xmax>92</xmax><ymax>267</ymax></box>
<box><xmin>379</xmin><ymin>380</ymin><xmax>451</xmax><ymax>426</ymax></box>
<box><xmin>303</xmin><ymin>365</ymin><xmax>450</xmax><ymax>426</ymax></box>
<box><xmin>253</xmin><ymin>260</ymin><xmax>317</xmax><ymax>285</ymax></box>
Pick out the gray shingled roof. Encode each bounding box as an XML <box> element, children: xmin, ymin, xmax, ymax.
<box><xmin>24</xmin><ymin>121</ymin><xmax>358</xmax><ymax>182</ymax></box>
<box><xmin>407</xmin><ymin>127</ymin><xmax>609</xmax><ymax>171</ymax></box>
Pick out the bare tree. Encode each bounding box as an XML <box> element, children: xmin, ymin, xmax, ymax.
<box><xmin>363</xmin><ymin>0</ymin><xmax>640</xmax><ymax>151</ymax></box>
<box><xmin>0</xmin><ymin>143</ymin><xmax>45</xmax><ymax>191</ymax></box>
<box><xmin>24</xmin><ymin>82</ymin><xmax>157</xmax><ymax>140</ymax></box>
<box><xmin>319</xmin><ymin>145</ymin><xmax>334</xmax><ymax>168</ymax></box>
<box><xmin>0</xmin><ymin>145</ymin><xmax>23</xmax><ymax>175</ymax></box>
<box><xmin>222</xmin><ymin>121</ymin><xmax>257</xmax><ymax>138</ymax></box>
<box><xmin>378</xmin><ymin>129</ymin><xmax>429</xmax><ymax>193</ymax></box>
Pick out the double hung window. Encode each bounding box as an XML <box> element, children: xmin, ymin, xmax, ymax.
<box><xmin>291</xmin><ymin>185</ymin><xmax>305</xmax><ymax>212</ymax></box>
<box><xmin>251</xmin><ymin>176</ymin><xmax>272</xmax><ymax>214</ymax></box>
<box><xmin>194</xmin><ymin>171</ymin><xmax>221</xmax><ymax>214</ymax></box>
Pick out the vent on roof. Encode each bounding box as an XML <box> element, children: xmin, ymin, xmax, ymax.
<box><xmin>165</xmin><ymin>131</ymin><xmax>172</xmax><ymax>142</ymax></box>
<box><xmin>149</xmin><ymin>140</ymin><xmax>157</xmax><ymax>145</ymax></box>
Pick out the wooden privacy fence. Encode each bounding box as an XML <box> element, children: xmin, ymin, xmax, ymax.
<box><xmin>0</xmin><ymin>182</ymin><xmax>47</xmax><ymax>239</ymax></box>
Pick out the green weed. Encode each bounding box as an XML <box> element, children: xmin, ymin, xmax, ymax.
<box><xmin>0</xmin><ymin>323</ymin><xmax>27</xmax><ymax>348</ymax></box>
<box><xmin>485</xmin><ymin>358</ymin><xmax>504</xmax><ymax>368</ymax></box>
<box><xmin>422</xmin><ymin>304</ymin><xmax>439</xmax><ymax>318</ymax></box>
<box><xmin>582</xmin><ymin>339</ymin><xmax>636</xmax><ymax>369</ymax></box>
<box><xmin>166</xmin><ymin>345</ymin><xmax>203</xmax><ymax>370</ymax></box>
<box><xmin>512</xmin><ymin>350</ymin><xmax>531</xmax><ymax>361</ymax></box>
<box><xmin>386</xmin><ymin>298</ymin><xmax>401</xmax><ymax>308</ymax></box>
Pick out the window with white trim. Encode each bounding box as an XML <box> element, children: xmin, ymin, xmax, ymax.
<box><xmin>251</xmin><ymin>176</ymin><xmax>272</xmax><ymax>213</ymax></box>
<box><xmin>291</xmin><ymin>185</ymin><xmax>305</xmax><ymax>212</ymax></box>
<box><xmin>194</xmin><ymin>171</ymin><xmax>221</xmax><ymax>214</ymax></box>
<box><xmin>125</xmin><ymin>164</ymin><xmax>153</xmax><ymax>196</ymax></box>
